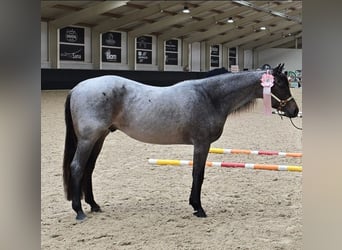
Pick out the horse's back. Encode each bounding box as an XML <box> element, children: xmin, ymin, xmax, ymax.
<box><xmin>72</xmin><ymin>75</ymin><xmax>138</xmax><ymax>93</ymax></box>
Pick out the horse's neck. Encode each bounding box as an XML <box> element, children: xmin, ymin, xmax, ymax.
<box><xmin>202</xmin><ymin>72</ymin><xmax>263</xmax><ymax>115</ymax></box>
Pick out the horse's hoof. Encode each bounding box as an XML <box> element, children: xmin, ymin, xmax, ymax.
<box><xmin>91</xmin><ymin>206</ymin><xmax>102</xmax><ymax>213</ymax></box>
<box><xmin>76</xmin><ymin>212</ymin><xmax>87</xmax><ymax>221</ymax></box>
<box><xmin>193</xmin><ymin>210</ymin><xmax>207</xmax><ymax>218</ymax></box>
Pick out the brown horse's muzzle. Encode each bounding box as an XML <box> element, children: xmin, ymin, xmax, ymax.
<box><xmin>272</xmin><ymin>94</ymin><xmax>299</xmax><ymax>118</ymax></box>
<box><xmin>283</xmin><ymin>99</ymin><xmax>299</xmax><ymax>118</ymax></box>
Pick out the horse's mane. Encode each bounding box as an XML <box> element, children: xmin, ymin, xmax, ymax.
<box><xmin>202</xmin><ymin>70</ymin><xmax>261</xmax><ymax>116</ymax></box>
<box><xmin>232</xmin><ymin>99</ymin><xmax>257</xmax><ymax>115</ymax></box>
<box><xmin>205</xmin><ymin>67</ymin><xmax>229</xmax><ymax>78</ymax></box>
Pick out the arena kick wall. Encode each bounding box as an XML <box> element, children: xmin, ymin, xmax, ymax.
<box><xmin>41</xmin><ymin>69</ymin><xmax>207</xmax><ymax>90</ymax></box>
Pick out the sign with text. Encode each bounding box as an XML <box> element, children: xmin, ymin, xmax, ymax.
<box><xmin>60</xmin><ymin>44</ymin><xmax>84</xmax><ymax>61</ymax></box>
<box><xmin>230</xmin><ymin>65</ymin><xmax>239</xmax><ymax>73</ymax></box>
<box><xmin>165</xmin><ymin>39</ymin><xmax>178</xmax><ymax>52</ymax></box>
<box><xmin>229</xmin><ymin>58</ymin><xmax>237</xmax><ymax>66</ymax></box>
<box><xmin>102</xmin><ymin>47</ymin><xmax>121</xmax><ymax>63</ymax></box>
<box><xmin>229</xmin><ymin>47</ymin><xmax>237</xmax><ymax>57</ymax></box>
<box><xmin>60</xmin><ymin>26</ymin><xmax>84</xmax><ymax>44</ymax></box>
<box><xmin>102</xmin><ymin>32</ymin><xmax>121</xmax><ymax>47</ymax></box>
<box><xmin>136</xmin><ymin>50</ymin><xmax>152</xmax><ymax>64</ymax></box>
<box><xmin>165</xmin><ymin>52</ymin><xmax>178</xmax><ymax>65</ymax></box>
<box><xmin>211</xmin><ymin>45</ymin><xmax>220</xmax><ymax>56</ymax></box>
<box><xmin>210</xmin><ymin>56</ymin><xmax>219</xmax><ymax>67</ymax></box>
<box><xmin>136</xmin><ymin>36</ymin><xmax>152</xmax><ymax>50</ymax></box>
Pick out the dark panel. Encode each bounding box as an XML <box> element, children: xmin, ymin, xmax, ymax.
<box><xmin>60</xmin><ymin>44</ymin><xmax>84</xmax><ymax>61</ymax></box>
<box><xmin>60</xmin><ymin>26</ymin><xmax>84</xmax><ymax>44</ymax></box>
<box><xmin>165</xmin><ymin>52</ymin><xmax>178</xmax><ymax>65</ymax></box>
<box><xmin>136</xmin><ymin>36</ymin><xmax>152</xmax><ymax>50</ymax></box>
<box><xmin>102</xmin><ymin>47</ymin><xmax>121</xmax><ymax>63</ymax></box>
<box><xmin>102</xmin><ymin>32</ymin><xmax>121</xmax><ymax>47</ymax></box>
<box><xmin>136</xmin><ymin>50</ymin><xmax>152</xmax><ymax>64</ymax></box>
<box><xmin>165</xmin><ymin>39</ymin><xmax>178</xmax><ymax>52</ymax></box>
<box><xmin>211</xmin><ymin>45</ymin><xmax>220</xmax><ymax>56</ymax></box>
<box><xmin>41</xmin><ymin>69</ymin><xmax>208</xmax><ymax>90</ymax></box>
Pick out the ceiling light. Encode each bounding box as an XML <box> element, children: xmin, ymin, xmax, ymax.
<box><xmin>182</xmin><ymin>6</ymin><xmax>190</xmax><ymax>13</ymax></box>
<box><xmin>227</xmin><ymin>17</ymin><xmax>234</xmax><ymax>23</ymax></box>
<box><xmin>260</xmin><ymin>26</ymin><xmax>267</xmax><ymax>30</ymax></box>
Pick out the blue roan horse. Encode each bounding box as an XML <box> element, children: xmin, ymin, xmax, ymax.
<box><xmin>63</xmin><ymin>64</ymin><xmax>299</xmax><ymax>220</ymax></box>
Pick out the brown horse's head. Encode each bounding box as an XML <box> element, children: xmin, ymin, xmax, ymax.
<box><xmin>270</xmin><ymin>64</ymin><xmax>299</xmax><ymax>118</ymax></box>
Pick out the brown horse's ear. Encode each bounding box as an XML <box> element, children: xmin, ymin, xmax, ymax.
<box><xmin>273</xmin><ymin>63</ymin><xmax>284</xmax><ymax>75</ymax></box>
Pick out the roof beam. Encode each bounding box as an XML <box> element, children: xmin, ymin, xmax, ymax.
<box><xmin>94</xmin><ymin>2</ymin><xmax>176</xmax><ymax>33</ymax></box>
<box><xmin>184</xmin><ymin>2</ymin><xmax>297</xmax><ymax>44</ymax></box>
<box><xmin>223</xmin><ymin>23</ymin><xmax>301</xmax><ymax>48</ymax></box>
<box><xmin>241</xmin><ymin>26</ymin><xmax>302</xmax><ymax>49</ymax></box>
<box><xmin>158</xmin><ymin>5</ymin><xmax>247</xmax><ymax>41</ymax></box>
<box><xmin>255</xmin><ymin>32</ymin><xmax>302</xmax><ymax>51</ymax></box>
<box><xmin>232</xmin><ymin>0</ymin><xmax>302</xmax><ymax>23</ymax></box>
<box><xmin>128</xmin><ymin>2</ymin><xmax>223</xmax><ymax>38</ymax></box>
<box><xmin>205</xmin><ymin>8</ymin><xmax>301</xmax><ymax>46</ymax></box>
<box><xmin>50</xmin><ymin>1</ymin><xmax>129</xmax><ymax>28</ymax></box>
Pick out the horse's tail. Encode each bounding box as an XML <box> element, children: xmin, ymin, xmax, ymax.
<box><xmin>63</xmin><ymin>92</ymin><xmax>77</xmax><ymax>201</ymax></box>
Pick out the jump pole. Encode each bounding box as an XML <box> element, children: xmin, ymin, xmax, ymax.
<box><xmin>148</xmin><ymin>159</ymin><xmax>302</xmax><ymax>172</ymax></box>
<box><xmin>209</xmin><ymin>148</ymin><xmax>302</xmax><ymax>158</ymax></box>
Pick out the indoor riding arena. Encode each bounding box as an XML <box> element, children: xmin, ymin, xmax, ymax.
<box><xmin>41</xmin><ymin>1</ymin><xmax>302</xmax><ymax>249</ymax></box>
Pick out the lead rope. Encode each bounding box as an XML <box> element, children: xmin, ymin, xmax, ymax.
<box><xmin>275</xmin><ymin>110</ymin><xmax>302</xmax><ymax>130</ymax></box>
<box><xmin>290</xmin><ymin>117</ymin><xmax>302</xmax><ymax>130</ymax></box>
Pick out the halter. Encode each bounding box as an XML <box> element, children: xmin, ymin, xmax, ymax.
<box><xmin>271</xmin><ymin>93</ymin><xmax>294</xmax><ymax>111</ymax></box>
<box><xmin>271</xmin><ymin>93</ymin><xmax>302</xmax><ymax>130</ymax></box>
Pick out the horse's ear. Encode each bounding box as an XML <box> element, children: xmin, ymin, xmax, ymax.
<box><xmin>273</xmin><ymin>63</ymin><xmax>284</xmax><ymax>75</ymax></box>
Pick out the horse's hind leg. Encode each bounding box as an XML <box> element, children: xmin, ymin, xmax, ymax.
<box><xmin>83</xmin><ymin>132</ymin><xmax>109</xmax><ymax>213</ymax></box>
<box><xmin>70</xmin><ymin>138</ymin><xmax>97</xmax><ymax>220</ymax></box>
<box><xmin>189</xmin><ymin>143</ymin><xmax>210</xmax><ymax>217</ymax></box>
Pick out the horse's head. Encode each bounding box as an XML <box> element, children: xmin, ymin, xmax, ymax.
<box><xmin>270</xmin><ymin>63</ymin><xmax>299</xmax><ymax>118</ymax></box>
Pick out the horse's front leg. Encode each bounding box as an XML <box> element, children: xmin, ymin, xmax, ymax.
<box><xmin>189</xmin><ymin>143</ymin><xmax>210</xmax><ymax>217</ymax></box>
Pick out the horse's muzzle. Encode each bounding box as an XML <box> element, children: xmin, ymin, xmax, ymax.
<box><xmin>283</xmin><ymin>100</ymin><xmax>299</xmax><ymax>118</ymax></box>
<box><xmin>287</xmin><ymin>106</ymin><xmax>299</xmax><ymax>118</ymax></box>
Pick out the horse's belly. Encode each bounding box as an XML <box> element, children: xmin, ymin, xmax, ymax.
<box><xmin>114</xmin><ymin>102</ymin><xmax>194</xmax><ymax>144</ymax></box>
<box><xmin>121</xmin><ymin>128</ymin><xmax>187</xmax><ymax>144</ymax></box>
<box><xmin>117</xmin><ymin>122</ymin><xmax>189</xmax><ymax>144</ymax></box>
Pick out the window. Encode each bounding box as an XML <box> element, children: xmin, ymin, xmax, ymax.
<box><xmin>165</xmin><ymin>39</ymin><xmax>178</xmax><ymax>65</ymax></box>
<box><xmin>228</xmin><ymin>47</ymin><xmax>238</xmax><ymax>70</ymax></box>
<box><xmin>210</xmin><ymin>45</ymin><xmax>220</xmax><ymax>68</ymax></box>
<box><xmin>101</xmin><ymin>32</ymin><xmax>122</xmax><ymax>63</ymax></box>
<box><xmin>59</xmin><ymin>26</ymin><xmax>85</xmax><ymax>61</ymax></box>
<box><xmin>136</xmin><ymin>36</ymin><xmax>153</xmax><ymax>64</ymax></box>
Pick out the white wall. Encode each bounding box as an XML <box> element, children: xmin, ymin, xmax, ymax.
<box><xmin>41</xmin><ymin>21</ymin><xmax>301</xmax><ymax>72</ymax></box>
<box><xmin>41</xmin><ymin>22</ymin><xmax>50</xmax><ymax>68</ymax></box>
<box><xmin>256</xmin><ymin>48</ymin><xmax>302</xmax><ymax>71</ymax></box>
<box><xmin>41</xmin><ymin>22</ymin><xmax>232</xmax><ymax>72</ymax></box>
<box><xmin>243</xmin><ymin>49</ymin><xmax>253</xmax><ymax>70</ymax></box>
<box><xmin>190</xmin><ymin>42</ymin><xmax>201</xmax><ymax>72</ymax></box>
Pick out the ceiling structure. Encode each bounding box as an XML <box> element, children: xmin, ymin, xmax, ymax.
<box><xmin>41</xmin><ymin>1</ymin><xmax>302</xmax><ymax>50</ymax></box>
